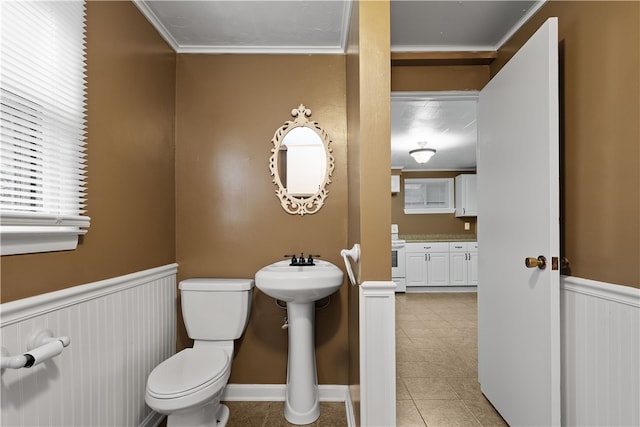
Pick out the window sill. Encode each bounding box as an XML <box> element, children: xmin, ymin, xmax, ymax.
<box><xmin>1</xmin><ymin>214</ymin><xmax>90</xmax><ymax>256</ymax></box>
<box><xmin>404</xmin><ymin>208</ymin><xmax>456</xmax><ymax>215</ymax></box>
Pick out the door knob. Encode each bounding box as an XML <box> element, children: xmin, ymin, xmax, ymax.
<box><xmin>525</xmin><ymin>256</ymin><xmax>547</xmax><ymax>270</ymax></box>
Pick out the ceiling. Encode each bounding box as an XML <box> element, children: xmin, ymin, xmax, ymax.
<box><xmin>134</xmin><ymin>0</ymin><xmax>545</xmax><ymax>170</ymax></box>
<box><xmin>392</xmin><ymin>92</ymin><xmax>478</xmax><ymax>171</ymax></box>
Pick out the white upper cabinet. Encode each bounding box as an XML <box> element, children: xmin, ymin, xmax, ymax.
<box><xmin>455</xmin><ymin>174</ymin><xmax>477</xmax><ymax>217</ymax></box>
<box><xmin>391</xmin><ymin>175</ymin><xmax>401</xmax><ymax>194</ymax></box>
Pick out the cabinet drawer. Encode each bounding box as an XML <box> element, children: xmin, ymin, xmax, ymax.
<box><xmin>406</xmin><ymin>242</ymin><xmax>450</xmax><ymax>253</ymax></box>
<box><xmin>449</xmin><ymin>242</ymin><xmax>468</xmax><ymax>252</ymax></box>
<box><xmin>469</xmin><ymin>242</ymin><xmax>478</xmax><ymax>251</ymax></box>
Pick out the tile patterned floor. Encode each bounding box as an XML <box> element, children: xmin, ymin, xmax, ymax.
<box><xmin>222</xmin><ymin>292</ymin><xmax>506</xmax><ymax>426</ymax></box>
<box><xmin>223</xmin><ymin>401</ymin><xmax>347</xmax><ymax>426</ymax></box>
<box><xmin>396</xmin><ymin>292</ymin><xmax>507</xmax><ymax>427</ymax></box>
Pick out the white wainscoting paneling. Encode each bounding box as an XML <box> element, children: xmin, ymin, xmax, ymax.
<box><xmin>1</xmin><ymin>264</ymin><xmax>178</xmax><ymax>427</ymax></box>
<box><xmin>359</xmin><ymin>281</ymin><xmax>396</xmax><ymax>426</ymax></box>
<box><xmin>561</xmin><ymin>276</ymin><xmax>640</xmax><ymax>427</ymax></box>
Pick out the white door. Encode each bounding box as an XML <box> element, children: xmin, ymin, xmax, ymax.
<box><xmin>477</xmin><ymin>18</ymin><xmax>560</xmax><ymax>426</ymax></box>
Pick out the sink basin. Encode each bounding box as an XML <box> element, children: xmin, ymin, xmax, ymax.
<box><xmin>255</xmin><ymin>259</ymin><xmax>344</xmax><ymax>424</ymax></box>
<box><xmin>255</xmin><ymin>259</ymin><xmax>344</xmax><ymax>303</ymax></box>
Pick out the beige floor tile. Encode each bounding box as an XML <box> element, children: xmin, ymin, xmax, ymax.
<box><xmin>397</xmin><ymin>359</ymin><xmax>475</xmax><ymax>378</ymax></box>
<box><xmin>446</xmin><ymin>318</ymin><xmax>478</xmax><ymax>328</ymax></box>
<box><xmin>440</xmin><ymin>312</ymin><xmax>477</xmax><ymax>321</ymax></box>
<box><xmin>408</xmin><ymin>336</ymin><xmax>449</xmax><ymax>349</ymax></box>
<box><xmin>397</xmin><ymin>378</ymin><xmax>412</xmax><ymax>400</ymax></box>
<box><xmin>396</xmin><ymin>400</ymin><xmax>427</xmax><ymax>427</ymax></box>
<box><xmin>402</xmin><ymin>377</ymin><xmax>459</xmax><ymax>400</ymax></box>
<box><xmin>445</xmin><ymin>378</ymin><xmax>483</xmax><ymax>400</ymax></box>
<box><xmin>315</xmin><ymin>402</ymin><xmax>348</xmax><ymax>426</ymax></box>
<box><xmin>398</xmin><ymin>319</ymin><xmax>431</xmax><ymax>330</ymax></box>
<box><xmin>396</xmin><ymin>293</ymin><xmax>504</xmax><ymax>427</ymax></box>
<box><xmin>224</xmin><ymin>401</ymin><xmax>271</xmax><ymax>427</ymax></box>
<box><xmin>396</xmin><ymin>328</ymin><xmax>411</xmax><ymax>340</ymax></box>
<box><xmin>224</xmin><ymin>401</ymin><xmax>347</xmax><ymax>427</ymax></box>
<box><xmin>414</xmin><ymin>399</ymin><xmax>481</xmax><ymax>427</ymax></box>
<box><xmin>402</xmin><ymin>326</ymin><xmax>447</xmax><ymax>340</ymax></box>
<box><xmin>397</xmin><ymin>313</ymin><xmax>421</xmax><ymax>322</ymax></box>
<box><xmin>463</xmin><ymin>397</ymin><xmax>509</xmax><ymax>427</ymax></box>
<box><xmin>396</xmin><ymin>344</ymin><xmax>434</xmax><ymax>363</ymax></box>
<box><xmin>413</xmin><ymin>311</ymin><xmax>447</xmax><ymax>321</ymax></box>
<box><xmin>397</xmin><ymin>335</ymin><xmax>415</xmax><ymax>348</ymax></box>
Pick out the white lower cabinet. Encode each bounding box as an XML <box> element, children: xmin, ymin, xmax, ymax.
<box><xmin>405</xmin><ymin>242</ymin><xmax>450</xmax><ymax>287</ymax></box>
<box><xmin>449</xmin><ymin>242</ymin><xmax>478</xmax><ymax>286</ymax></box>
<box><xmin>406</xmin><ymin>241</ymin><xmax>477</xmax><ymax>288</ymax></box>
<box><xmin>468</xmin><ymin>247</ymin><xmax>478</xmax><ymax>285</ymax></box>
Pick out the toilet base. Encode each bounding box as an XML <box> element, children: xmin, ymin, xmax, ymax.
<box><xmin>166</xmin><ymin>401</ymin><xmax>229</xmax><ymax>427</ymax></box>
<box><xmin>216</xmin><ymin>404</ymin><xmax>230</xmax><ymax>426</ymax></box>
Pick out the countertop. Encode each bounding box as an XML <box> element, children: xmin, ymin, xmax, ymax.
<box><xmin>399</xmin><ymin>234</ymin><xmax>477</xmax><ymax>242</ymax></box>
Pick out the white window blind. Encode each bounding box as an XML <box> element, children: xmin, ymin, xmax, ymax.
<box><xmin>404</xmin><ymin>178</ymin><xmax>455</xmax><ymax>214</ymax></box>
<box><xmin>1</xmin><ymin>1</ymin><xmax>89</xmax><ymax>255</ymax></box>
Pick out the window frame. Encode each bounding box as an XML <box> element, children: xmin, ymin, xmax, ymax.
<box><xmin>403</xmin><ymin>177</ymin><xmax>455</xmax><ymax>214</ymax></box>
<box><xmin>0</xmin><ymin>1</ymin><xmax>89</xmax><ymax>256</ymax></box>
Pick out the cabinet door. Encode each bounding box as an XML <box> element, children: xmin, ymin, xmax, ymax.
<box><xmin>450</xmin><ymin>251</ymin><xmax>468</xmax><ymax>286</ymax></box>
<box><xmin>427</xmin><ymin>252</ymin><xmax>450</xmax><ymax>285</ymax></box>
<box><xmin>468</xmin><ymin>251</ymin><xmax>479</xmax><ymax>286</ymax></box>
<box><xmin>455</xmin><ymin>174</ymin><xmax>478</xmax><ymax>217</ymax></box>
<box><xmin>406</xmin><ymin>252</ymin><xmax>427</xmax><ymax>287</ymax></box>
<box><xmin>464</xmin><ymin>175</ymin><xmax>478</xmax><ymax>215</ymax></box>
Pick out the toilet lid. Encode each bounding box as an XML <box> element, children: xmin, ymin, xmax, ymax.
<box><xmin>147</xmin><ymin>348</ymin><xmax>229</xmax><ymax>398</ymax></box>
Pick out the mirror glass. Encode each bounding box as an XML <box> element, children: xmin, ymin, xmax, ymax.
<box><xmin>269</xmin><ymin>105</ymin><xmax>334</xmax><ymax>215</ymax></box>
<box><xmin>280</xmin><ymin>127</ymin><xmax>327</xmax><ymax>196</ymax></box>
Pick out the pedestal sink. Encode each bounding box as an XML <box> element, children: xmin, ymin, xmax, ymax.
<box><xmin>255</xmin><ymin>259</ymin><xmax>344</xmax><ymax>425</ymax></box>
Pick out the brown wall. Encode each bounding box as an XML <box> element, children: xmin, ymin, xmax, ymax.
<box><xmin>346</xmin><ymin>0</ymin><xmax>362</xmax><ymax>399</ymax></box>
<box><xmin>174</xmin><ymin>55</ymin><xmax>349</xmax><ymax>384</ymax></box>
<box><xmin>345</xmin><ymin>1</ymin><xmax>392</xmax><ymax>418</ymax></box>
<box><xmin>392</xmin><ymin>65</ymin><xmax>489</xmax><ymax>92</ymax></box>
<box><xmin>357</xmin><ymin>2</ymin><xmax>392</xmax><ymax>283</ymax></box>
<box><xmin>0</xmin><ymin>1</ymin><xmax>177</xmax><ymax>303</ymax></box>
<box><xmin>392</xmin><ymin>171</ymin><xmax>477</xmax><ymax>236</ymax></box>
<box><xmin>494</xmin><ymin>1</ymin><xmax>639</xmax><ymax>288</ymax></box>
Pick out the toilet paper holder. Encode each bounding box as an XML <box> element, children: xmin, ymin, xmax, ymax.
<box><xmin>1</xmin><ymin>329</ymin><xmax>70</xmax><ymax>372</ymax></box>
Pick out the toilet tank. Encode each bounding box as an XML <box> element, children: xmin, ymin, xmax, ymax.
<box><xmin>179</xmin><ymin>278</ymin><xmax>254</xmax><ymax>340</ymax></box>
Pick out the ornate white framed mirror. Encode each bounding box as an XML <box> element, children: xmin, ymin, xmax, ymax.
<box><xmin>269</xmin><ymin>105</ymin><xmax>335</xmax><ymax>215</ymax></box>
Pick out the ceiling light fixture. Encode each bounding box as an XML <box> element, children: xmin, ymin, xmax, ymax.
<box><xmin>409</xmin><ymin>147</ymin><xmax>436</xmax><ymax>164</ymax></box>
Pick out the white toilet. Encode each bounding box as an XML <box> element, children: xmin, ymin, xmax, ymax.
<box><xmin>145</xmin><ymin>278</ymin><xmax>254</xmax><ymax>427</ymax></box>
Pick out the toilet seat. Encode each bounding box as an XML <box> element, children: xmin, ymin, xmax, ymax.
<box><xmin>147</xmin><ymin>347</ymin><xmax>230</xmax><ymax>403</ymax></box>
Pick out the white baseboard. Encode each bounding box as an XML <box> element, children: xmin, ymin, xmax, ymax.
<box><xmin>222</xmin><ymin>384</ymin><xmax>355</xmax><ymax>426</ymax></box>
<box><xmin>222</xmin><ymin>383</ymin><xmax>349</xmax><ymax>401</ymax></box>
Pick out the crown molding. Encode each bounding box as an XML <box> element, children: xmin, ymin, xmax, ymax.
<box><xmin>132</xmin><ymin>0</ymin><xmax>179</xmax><ymax>52</ymax></box>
